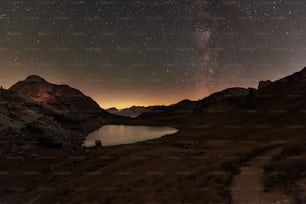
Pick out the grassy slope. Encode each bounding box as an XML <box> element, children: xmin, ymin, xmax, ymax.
<box><xmin>1</xmin><ymin>107</ymin><xmax>304</xmax><ymax>203</ymax></box>
<box><xmin>263</xmin><ymin>139</ymin><xmax>306</xmax><ymax>203</ymax></box>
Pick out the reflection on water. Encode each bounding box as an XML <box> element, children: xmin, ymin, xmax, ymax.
<box><xmin>83</xmin><ymin>125</ymin><xmax>178</xmax><ymax>147</ymax></box>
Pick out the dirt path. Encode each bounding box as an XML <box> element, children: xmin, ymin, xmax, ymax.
<box><xmin>231</xmin><ymin>147</ymin><xmax>291</xmax><ymax>204</ymax></box>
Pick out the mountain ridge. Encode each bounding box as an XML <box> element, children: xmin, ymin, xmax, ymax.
<box><xmin>0</xmin><ymin>76</ymin><xmax>127</xmax><ymax>150</ymax></box>
<box><xmin>4</xmin><ymin>67</ymin><xmax>306</xmax><ymax>150</ymax></box>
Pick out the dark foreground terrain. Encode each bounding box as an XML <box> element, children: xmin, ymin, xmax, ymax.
<box><xmin>0</xmin><ymin>124</ymin><xmax>294</xmax><ymax>203</ymax></box>
<box><xmin>2</xmin><ymin>68</ymin><xmax>306</xmax><ymax>203</ymax></box>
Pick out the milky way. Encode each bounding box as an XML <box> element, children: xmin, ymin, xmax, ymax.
<box><xmin>0</xmin><ymin>0</ymin><xmax>306</xmax><ymax>108</ymax></box>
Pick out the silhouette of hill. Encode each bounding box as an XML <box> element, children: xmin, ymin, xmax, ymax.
<box><xmin>10</xmin><ymin>75</ymin><xmax>104</xmax><ymax>119</ymax></box>
<box><xmin>9</xmin><ymin>75</ymin><xmax>124</xmax><ymax>133</ymax></box>
<box><xmin>0</xmin><ymin>76</ymin><xmax>127</xmax><ymax>151</ymax></box>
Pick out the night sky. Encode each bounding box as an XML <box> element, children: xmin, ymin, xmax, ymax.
<box><xmin>1</xmin><ymin>0</ymin><xmax>306</xmax><ymax>108</ymax></box>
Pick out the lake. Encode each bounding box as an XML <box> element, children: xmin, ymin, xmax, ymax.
<box><xmin>83</xmin><ymin>125</ymin><xmax>178</xmax><ymax>147</ymax></box>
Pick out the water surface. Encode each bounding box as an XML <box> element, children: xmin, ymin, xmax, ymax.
<box><xmin>83</xmin><ymin>125</ymin><xmax>178</xmax><ymax>147</ymax></box>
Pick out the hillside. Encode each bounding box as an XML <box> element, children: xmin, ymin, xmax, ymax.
<box><xmin>0</xmin><ymin>75</ymin><xmax>127</xmax><ymax>151</ymax></box>
<box><xmin>0</xmin><ymin>89</ymin><xmax>84</xmax><ymax>152</ymax></box>
<box><xmin>9</xmin><ymin>75</ymin><xmax>125</xmax><ymax>133</ymax></box>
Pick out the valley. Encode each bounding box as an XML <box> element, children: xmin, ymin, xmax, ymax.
<box><xmin>2</xmin><ymin>68</ymin><xmax>306</xmax><ymax>203</ymax></box>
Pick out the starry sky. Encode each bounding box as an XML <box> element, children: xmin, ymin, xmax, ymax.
<box><xmin>1</xmin><ymin>0</ymin><xmax>306</xmax><ymax>108</ymax></box>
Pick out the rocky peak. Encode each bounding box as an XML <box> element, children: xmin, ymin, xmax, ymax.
<box><xmin>258</xmin><ymin>80</ymin><xmax>272</xmax><ymax>90</ymax></box>
<box><xmin>25</xmin><ymin>75</ymin><xmax>46</xmax><ymax>82</ymax></box>
<box><xmin>9</xmin><ymin>75</ymin><xmax>104</xmax><ymax>119</ymax></box>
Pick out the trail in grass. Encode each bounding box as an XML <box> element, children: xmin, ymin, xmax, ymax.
<box><xmin>231</xmin><ymin>147</ymin><xmax>290</xmax><ymax>204</ymax></box>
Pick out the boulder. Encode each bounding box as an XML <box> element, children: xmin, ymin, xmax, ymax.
<box><xmin>95</xmin><ymin>140</ymin><xmax>102</xmax><ymax>147</ymax></box>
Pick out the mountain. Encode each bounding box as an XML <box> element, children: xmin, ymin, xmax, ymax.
<box><xmin>2</xmin><ymin>75</ymin><xmax>128</xmax><ymax>151</ymax></box>
<box><xmin>136</xmin><ymin>88</ymin><xmax>252</xmax><ymax>120</ymax></box>
<box><xmin>194</xmin><ymin>87</ymin><xmax>254</xmax><ymax>112</ymax></box>
<box><xmin>9</xmin><ymin>75</ymin><xmax>122</xmax><ymax>132</ymax></box>
<box><xmin>106</xmin><ymin>107</ymin><xmax>120</xmax><ymax>115</ymax></box>
<box><xmin>0</xmin><ymin>88</ymin><xmax>84</xmax><ymax>153</ymax></box>
<box><xmin>258</xmin><ymin>67</ymin><xmax>306</xmax><ymax>95</ymax></box>
<box><xmin>10</xmin><ymin>75</ymin><xmax>102</xmax><ymax>118</ymax></box>
<box><xmin>108</xmin><ymin>99</ymin><xmax>198</xmax><ymax>118</ymax></box>
<box><xmin>106</xmin><ymin>106</ymin><xmax>149</xmax><ymax>118</ymax></box>
<box><xmin>136</xmin><ymin>67</ymin><xmax>306</xmax><ymax>126</ymax></box>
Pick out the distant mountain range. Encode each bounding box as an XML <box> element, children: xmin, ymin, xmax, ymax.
<box><xmin>106</xmin><ymin>99</ymin><xmax>197</xmax><ymax>118</ymax></box>
<box><xmin>107</xmin><ymin>67</ymin><xmax>306</xmax><ymax>125</ymax></box>
<box><xmin>107</xmin><ymin>106</ymin><xmax>151</xmax><ymax>118</ymax></box>
<box><xmin>3</xmin><ymin>67</ymin><xmax>306</xmax><ymax>151</ymax></box>
<box><xmin>107</xmin><ymin>88</ymin><xmax>252</xmax><ymax>118</ymax></box>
